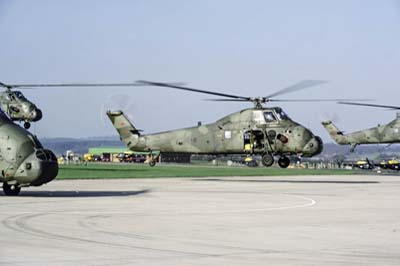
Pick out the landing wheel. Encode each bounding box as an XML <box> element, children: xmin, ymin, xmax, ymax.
<box><xmin>3</xmin><ymin>183</ymin><xmax>21</xmax><ymax>196</ymax></box>
<box><xmin>278</xmin><ymin>156</ymin><xmax>290</xmax><ymax>168</ymax></box>
<box><xmin>261</xmin><ymin>153</ymin><xmax>274</xmax><ymax>167</ymax></box>
<box><xmin>149</xmin><ymin>160</ymin><xmax>156</xmax><ymax>167</ymax></box>
<box><xmin>24</xmin><ymin>122</ymin><xmax>31</xmax><ymax>129</ymax></box>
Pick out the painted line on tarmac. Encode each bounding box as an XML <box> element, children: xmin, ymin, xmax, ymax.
<box><xmin>0</xmin><ymin>194</ymin><xmax>316</xmax><ymax>215</ymax></box>
<box><xmin>181</xmin><ymin>194</ymin><xmax>317</xmax><ymax>215</ymax></box>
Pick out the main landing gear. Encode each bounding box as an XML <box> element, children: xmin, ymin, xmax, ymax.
<box><xmin>261</xmin><ymin>154</ymin><xmax>291</xmax><ymax>168</ymax></box>
<box><xmin>148</xmin><ymin>151</ymin><xmax>159</xmax><ymax>167</ymax></box>
<box><xmin>278</xmin><ymin>156</ymin><xmax>290</xmax><ymax>168</ymax></box>
<box><xmin>261</xmin><ymin>154</ymin><xmax>274</xmax><ymax>167</ymax></box>
<box><xmin>2</xmin><ymin>183</ymin><xmax>21</xmax><ymax>196</ymax></box>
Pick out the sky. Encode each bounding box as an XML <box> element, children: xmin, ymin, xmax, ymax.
<box><xmin>0</xmin><ymin>0</ymin><xmax>400</xmax><ymax>141</ymax></box>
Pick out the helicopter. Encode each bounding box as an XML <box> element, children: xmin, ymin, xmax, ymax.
<box><xmin>105</xmin><ymin>80</ymin><xmax>359</xmax><ymax>168</ymax></box>
<box><xmin>0</xmin><ymin>82</ymin><xmax>43</xmax><ymax>129</ymax></box>
<box><xmin>323</xmin><ymin>102</ymin><xmax>400</xmax><ymax>152</ymax></box>
<box><xmin>0</xmin><ymin>108</ymin><xmax>58</xmax><ymax>196</ymax></box>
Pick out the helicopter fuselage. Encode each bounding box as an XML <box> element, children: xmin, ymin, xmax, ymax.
<box><xmin>0</xmin><ymin>90</ymin><xmax>42</xmax><ymax>126</ymax></box>
<box><xmin>108</xmin><ymin>107</ymin><xmax>323</xmax><ymax>162</ymax></box>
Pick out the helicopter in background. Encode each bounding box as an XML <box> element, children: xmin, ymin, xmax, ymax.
<box><xmin>107</xmin><ymin>80</ymin><xmax>365</xmax><ymax>168</ymax></box>
<box><xmin>323</xmin><ymin>102</ymin><xmax>400</xmax><ymax>152</ymax></box>
<box><xmin>0</xmin><ymin>82</ymin><xmax>43</xmax><ymax>129</ymax></box>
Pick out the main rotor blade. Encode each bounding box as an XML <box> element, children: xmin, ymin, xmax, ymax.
<box><xmin>264</xmin><ymin>80</ymin><xmax>327</xmax><ymax>99</ymax></box>
<box><xmin>0</xmin><ymin>82</ymin><xmax>13</xmax><ymax>89</ymax></box>
<box><xmin>338</xmin><ymin>102</ymin><xmax>400</xmax><ymax>110</ymax></box>
<box><xmin>269</xmin><ymin>98</ymin><xmax>371</xmax><ymax>102</ymax></box>
<box><xmin>137</xmin><ymin>80</ymin><xmax>250</xmax><ymax>100</ymax></box>
<box><xmin>1</xmin><ymin>82</ymin><xmax>184</xmax><ymax>88</ymax></box>
<box><xmin>11</xmin><ymin>83</ymin><xmax>143</xmax><ymax>88</ymax></box>
<box><xmin>204</xmin><ymin>99</ymin><xmax>249</xmax><ymax>102</ymax></box>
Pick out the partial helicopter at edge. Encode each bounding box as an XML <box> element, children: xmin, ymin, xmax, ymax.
<box><xmin>0</xmin><ymin>82</ymin><xmax>43</xmax><ymax>129</ymax></box>
<box><xmin>323</xmin><ymin>102</ymin><xmax>400</xmax><ymax>152</ymax></box>
<box><xmin>0</xmin><ymin>108</ymin><xmax>58</xmax><ymax>196</ymax></box>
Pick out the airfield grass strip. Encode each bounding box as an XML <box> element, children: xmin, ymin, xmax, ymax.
<box><xmin>57</xmin><ymin>163</ymin><xmax>359</xmax><ymax>180</ymax></box>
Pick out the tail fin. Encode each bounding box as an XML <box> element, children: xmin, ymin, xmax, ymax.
<box><xmin>321</xmin><ymin>120</ymin><xmax>346</xmax><ymax>144</ymax></box>
<box><xmin>107</xmin><ymin>111</ymin><xmax>140</xmax><ymax>148</ymax></box>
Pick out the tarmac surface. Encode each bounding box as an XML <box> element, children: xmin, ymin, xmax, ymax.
<box><xmin>1</xmin><ymin>175</ymin><xmax>399</xmax><ymax>266</ymax></box>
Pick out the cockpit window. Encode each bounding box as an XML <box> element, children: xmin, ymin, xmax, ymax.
<box><xmin>276</xmin><ymin>110</ymin><xmax>290</xmax><ymax>120</ymax></box>
<box><xmin>14</xmin><ymin>91</ymin><xmax>26</xmax><ymax>100</ymax></box>
<box><xmin>264</xmin><ymin>111</ymin><xmax>277</xmax><ymax>122</ymax></box>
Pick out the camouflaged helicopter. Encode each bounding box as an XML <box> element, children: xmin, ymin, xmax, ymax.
<box><xmin>105</xmin><ymin>80</ymin><xmax>353</xmax><ymax>168</ymax></box>
<box><xmin>323</xmin><ymin>102</ymin><xmax>400</xmax><ymax>152</ymax></box>
<box><xmin>0</xmin><ymin>82</ymin><xmax>43</xmax><ymax>129</ymax></box>
<box><xmin>0</xmin><ymin>108</ymin><xmax>58</xmax><ymax>196</ymax></box>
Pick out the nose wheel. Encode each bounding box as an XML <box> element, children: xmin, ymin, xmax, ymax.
<box><xmin>24</xmin><ymin>122</ymin><xmax>31</xmax><ymax>129</ymax></box>
<box><xmin>2</xmin><ymin>183</ymin><xmax>21</xmax><ymax>196</ymax></box>
<box><xmin>278</xmin><ymin>156</ymin><xmax>290</xmax><ymax>168</ymax></box>
<box><xmin>148</xmin><ymin>151</ymin><xmax>158</xmax><ymax>167</ymax></box>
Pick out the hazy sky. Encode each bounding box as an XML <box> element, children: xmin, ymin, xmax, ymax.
<box><xmin>1</xmin><ymin>0</ymin><xmax>400</xmax><ymax>142</ymax></box>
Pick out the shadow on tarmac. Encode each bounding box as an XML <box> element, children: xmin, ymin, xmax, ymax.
<box><xmin>195</xmin><ymin>179</ymin><xmax>379</xmax><ymax>184</ymax></box>
<box><xmin>13</xmin><ymin>189</ymin><xmax>151</xmax><ymax>198</ymax></box>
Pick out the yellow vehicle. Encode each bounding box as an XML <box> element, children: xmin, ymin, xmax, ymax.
<box><xmin>379</xmin><ymin>159</ymin><xmax>400</xmax><ymax>170</ymax></box>
<box><xmin>83</xmin><ymin>153</ymin><xmax>94</xmax><ymax>162</ymax></box>
<box><xmin>388</xmin><ymin>159</ymin><xmax>400</xmax><ymax>170</ymax></box>
<box><xmin>354</xmin><ymin>160</ymin><xmax>373</xmax><ymax>169</ymax></box>
<box><xmin>243</xmin><ymin>156</ymin><xmax>258</xmax><ymax>167</ymax></box>
<box><xmin>57</xmin><ymin>157</ymin><xmax>65</xmax><ymax>165</ymax></box>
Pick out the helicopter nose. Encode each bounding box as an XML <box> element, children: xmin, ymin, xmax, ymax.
<box><xmin>14</xmin><ymin>149</ymin><xmax>58</xmax><ymax>186</ymax></box>
<box><xmin>302</xmin><ymin>136</ymin><xmax>323</xmax><ymax>157</ymax></box>
<box><xmin>32</xmin><ymin>109</ymin><xmax>43</xmax><ymax>122</ymax></box>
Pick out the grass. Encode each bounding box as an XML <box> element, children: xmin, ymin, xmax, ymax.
<box><xmin>56</xmin><ymin>163</ymin><xmax>360</xmax><ymax>180</ymax></box>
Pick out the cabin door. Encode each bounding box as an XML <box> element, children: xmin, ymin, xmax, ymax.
<box><xmin>244</xmin><ymin>130</ymin><xmax>266</xmax><ymax>153</ymax></box>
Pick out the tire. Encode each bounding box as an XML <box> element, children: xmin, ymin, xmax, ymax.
<box><xmin>278</xmin><ymin>156</ymin><xmax>290</xmax><ymax>168</ymax></box>
<box><xmin>261</xmin><ymin>154</ymin><xmax>274</xmax><ymax>167</ymax></box>
<box><xmin>3</xmin><ymin>183</ymin><xmax>21</xmax><ymax>196</ymax></box>
<box><xmin>149</xmin><ymin>161</ymin><xmax>156</xmax><ymax>167</ymax></box>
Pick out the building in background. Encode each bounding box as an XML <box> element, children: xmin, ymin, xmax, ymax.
<box><xmin>86</xmin><ymin>147</ymin><xmax>191</xmax><ymax>164</ymax></box>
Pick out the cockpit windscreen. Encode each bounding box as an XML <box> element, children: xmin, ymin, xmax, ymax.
<box><xmin>14</xmin><ymin>91</ymin><xmax>26</xmax><ymax>100</ymax></box>
<box><xmin>275</xmin><ymin>109</ymin><xmax>290</xmax><ymax>120</ymax></box>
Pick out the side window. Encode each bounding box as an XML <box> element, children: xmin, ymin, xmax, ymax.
<box><xmin>224</xmin><ymin>131</ymin><xmax>232</xmax><ymax>139</ymax></box>
<box><xmin>264</xmin><ymin>111</ymin><xmax>277</xmax><ymax>122</ymax></box>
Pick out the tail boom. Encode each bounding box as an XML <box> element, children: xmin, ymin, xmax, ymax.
<box><xmin>107</xmin><ymin>110</ymin><xmax>144</xmax><ymax>150</ymax></box>
<box><xmin>322</xmin><ymin>121</ymin><xmax>347</xmax><ymax>145</ymax></box>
